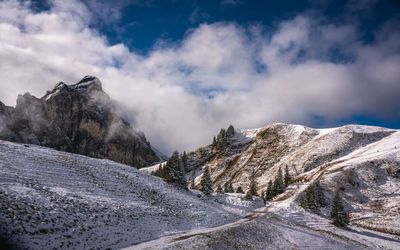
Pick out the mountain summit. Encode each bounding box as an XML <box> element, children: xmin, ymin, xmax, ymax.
<box><xmin>0</xmin><ymin>76</ymin><xmax>160</xmax><ymax>168</ymax></box>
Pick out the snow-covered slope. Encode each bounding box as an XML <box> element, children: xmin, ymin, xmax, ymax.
<box><xmin>156</xmin><ymin>203</ymin><xmax>400</xmax><ymax>250</ymax></box>
<box><xmin>184</xmin><ymin>123</ymin><xmax>400</xmax><ymax>241</ymax></box>
<box><xmin>129</xmin><ymin>125</ymin><xmax>400</xmax><ymax>249</ymax></box>
<box><xmin>188</xmin><ymin>124</ymin><xmax>395</xmax><ymax>192</ymax></box>
<box><xmin>0</xmin><ymin>140</ymin><xmax>262</xmax><ymax>249</ymax></box>
<box><xmin>1</xmin><ymin>123</ymin><xmax>399</xmax><ymax>249</ymax></box>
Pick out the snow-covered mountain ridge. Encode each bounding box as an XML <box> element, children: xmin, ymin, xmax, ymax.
<box><xmin>181</xmin><ymin>123</ymin><xmax>400</xmax><ymax>239</ymax></box>
<box><xmin>1</xmin><ymin>122</ymin><xmax>399</xmax><ymax>249</ymax></box>
<box><xmin>186</xmin><ymin>123</ymin><xmax>396</xmax><ymax>190</ymax></box>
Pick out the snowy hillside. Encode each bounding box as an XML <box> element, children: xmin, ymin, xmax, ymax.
<box><xmin>183</xmin><ymin>124</ymin><xmax>400</xmax><ymax>242</ymax></box>
<box><xmin>0</xmin><ymin>140</ymin><xmax>262</xmax><ymax>249</ymax></box>
<box><xmin>188</xmin><ymin>124</ymin><xmax>396</xmax><ymax>192</ymax></box>
<box><xmin>126</xmin><ymin>124</ymin><xmax>400</xmax><ymax>250</ymax></box>
<box><xmin>1</xmin><ymin>123</ymin><xmax>399</xmax><ymax>249</ymax></box>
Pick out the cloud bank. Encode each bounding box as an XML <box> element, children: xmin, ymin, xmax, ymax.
<box><xmin>0</xmin><ymin>0</ymin><xmax>399</xmax><ymax>155</ymax></box>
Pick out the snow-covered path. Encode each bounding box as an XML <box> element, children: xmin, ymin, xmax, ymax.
<box><xmin>124</xmin><ymin>206</ymin><xmax>270</xmax><ymax>249</ymax></box>
<box><xmin>126</xmin><ymin>134</ymin><xmax>400</xmax><ymax>249</ymax></box>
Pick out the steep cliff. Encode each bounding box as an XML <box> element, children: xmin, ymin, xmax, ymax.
<box><xmin>0</xmin><ymin>76</ymin><xmax>160</xmax><ymax>168</ymax></box>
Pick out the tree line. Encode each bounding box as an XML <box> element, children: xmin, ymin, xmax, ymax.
<box><xmin>151</xmin><ymin>124</ymin><xmax>348</xmax><ymax>227</ymax></box>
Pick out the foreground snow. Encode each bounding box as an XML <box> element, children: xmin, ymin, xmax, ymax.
<box><xmin>136</xmin><ymin>124</ymin><xmax>400</xmax><ymax>249</ymax></box>
<box><xmin>0</xmin><ymin>140</ymin><xmax>262</xmax><ymax>249</ymax></box>
<box><xmin>1</xmin><ymin>123</ymin><xmax>400</xmax><ymax>249</ymax></box>
<box><xmin>127</xmin><ymin>201</ymin><xmax>400</xmax><ymax>250</ymax></box>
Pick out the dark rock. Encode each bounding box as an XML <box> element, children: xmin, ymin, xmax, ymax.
<box><xmin>0</xmin><ymin>76</ymin><xmax>160</xmax><ymax>168</ymax></box>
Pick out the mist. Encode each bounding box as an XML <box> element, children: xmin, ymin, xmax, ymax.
<box><xmin>1</xmin><ymin>0</ymin><xmax>400</xmax><ymax>155</ymax></box>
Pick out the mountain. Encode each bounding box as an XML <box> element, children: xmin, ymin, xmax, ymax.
<box><xmin>0</xmin><ymin>140</ymin><xmax>262</xmax><ymax>249</ymax></box>
<box><xmin>0</xmin><ymin>76</ymin><xmax>160</xmax><ymax>168</ymax></box>
<box><xmin>1</xmin><ymin>123</ymin><xmax>399</xmax><ymax>249</ymax></box>
<box><xmin>182</xmin><ymin>123</ymin><xmax>400</xmax><ymax>238</ymax></box>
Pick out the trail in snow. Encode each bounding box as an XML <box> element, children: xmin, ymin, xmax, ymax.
<box><xmin>126</xmin><ymin>132</ymin><xmax>400</xmax><ymax>249</ymax></box>
<box><xmin>123</xmin><ymin>206</ymin><xmax>271</xmax><ymax>250</ymax></box>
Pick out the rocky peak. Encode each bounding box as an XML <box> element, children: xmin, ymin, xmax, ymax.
<box><xmin>0</xmin><ymin>76</ymin><xmax>161</xmax><ymax>168</ymax></box>
<box><xmin>75</xmin><ymin>75</ymin><xmax>101</xmax><ymax>86</ymax></box>
<box><xmin>16</xmin><ymin>92</ymin><xmax>42</xmax><ymax>112</ymax></box>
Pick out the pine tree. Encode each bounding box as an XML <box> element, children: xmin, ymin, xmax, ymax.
<box><xmin>212</xmin><ymin>136</ymin><xmax>217</xmax><ymax>146</ymax></box>
<box><xmin>216</xmin><ymin>185</ymin><xmax>224</xmax><ymax>193</ymax></box>
<box><xmin>223</xmin><ymin>183</ymin><xmax>229</xmax><ymax>193</ymax></box>
<box><xmin>164</xmin><ymin>151</ymin><xmax>187</xmax><ymax>188</ymax></box>
<box><xmin>217</xmin><ymin>128</ymin><xmax>227</xmax><ymax>148</ymax></box>
<box><xmin>266</xmin><ymin>180</ymin><xmax>273</xmax><ymax>200</ymax></box>
<box><xmin>200</xmin><ymin>166</ymin><xmax>213</xmax><ymax>195</ymax></box>
<box><xmin>284</xmin><ymin>165</ymin><xmax>291</xmax><ymax>187</ymax></box>
<box><xmin>245</xmin><ymin>190</ymin><xmax>252</xmax><ymax>199</ymax></box>
<box><xmin>249</xmin><ymin>169</ymin><xmax>258</xmax><ymax>196</ymax></box>
<box><xmin>181</xmin><ymin>151</ymin><xmax>188</xmax><ymax>172</ymax></box>
<box><xmin>226</xmin><ymin>125</ymin><xmax>235</xmax><ymax>137</ymax></box>
<box><xmin>262</xmin><ymin>191</ymin><xmax>267</xmax><ymax>203</ymax></box>
<box><xmin>151</xmin><ymin>163</ymin><xmax>165</xmax><ymax>178</ymax></box>
<box><xmin>314</xmin><ymin>181</ymin><xmax>326</xmax><ymax>207</ymax></box>
<box><xmin>330</xmin><ymin>190</ymin><xmax>349</xmax><ymax>227</ymax></box>
<box><xmin>300</xmin><ymin>184</ymin><xmax>318</xmax><ymax>212</ymax></box>
<box><xmin>224</xmin><ymin>182</ymin><xmax>234</xmax><ymax>193</ymax></box>
<box><xmin>217</xmin><ymin>128</ymin><xmax>226</xmax><ymax>141</ymax></box>
<box><xmin>236</xmin><ymin>186</ymin><xmax>244</xmax><ymax>193</ymax></box>
<box><xmin>272</xmin><ymin>168</ymin><xmax>284</xmax><ymax>196</ymax></box>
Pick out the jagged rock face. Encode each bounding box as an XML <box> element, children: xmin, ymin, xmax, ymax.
<box><xmin>0</xmin><ymin>76</ymin><xmax>159</xmax><ymax>168</ymax></box>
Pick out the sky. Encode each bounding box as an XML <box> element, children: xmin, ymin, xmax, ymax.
<box><xmin>0</xmin><ymin>0</ymin><xmax>400</xmax><ymax>155</ymax></box>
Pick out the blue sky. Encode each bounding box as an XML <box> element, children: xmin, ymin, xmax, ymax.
<box><xmin>0</xmin><ymin>0</ymin><xmax>400</xmax><ymax>154</ymax></box>
<box><xmin>42</xmin><ymin>0</ymin><xmax>400</xmax><ymax>54</ymax></box>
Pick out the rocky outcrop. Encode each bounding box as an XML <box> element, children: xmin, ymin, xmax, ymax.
<box><xmin>0</xmin><ymin>76</ymin><xmax>160</xmax><ymax>168</ymax></box>
<box><xmin>186</xmin><ymin>123</ymin><xmax>395</xmax><ymax>193</ymax></box>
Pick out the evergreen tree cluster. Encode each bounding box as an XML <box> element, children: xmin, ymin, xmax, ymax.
<box><xmin>264</xmin><ymin>166</ymin><xmax>292</xmax><ymax>201</ymax></box>
<box><xmin>151</xmin><ymin>163</ymin><xmax>166</xmax><ymax>178</ymax></box>
<box><xmin>264</xmin><ymin>180</ymin><xmax>273</xmax><ymax>201</ymax></box>
<box><xmin>200</xmin><ymin>166</ymin><xmax>213</xmax><ymax>195</ymax></box>
<box><xmin>181</xmin><ymin>151</ymin><xmax>188</xmax><ymax>172</ymax></box>
<box><xmin>224</xmin><ymin>182</ymin><xmax>234</xmax><ymax>193</ymax></box>
<box><xmin>284</xmin><ymin>165</ymin><xmax>292</xmax><ymax>187</ymax></box>
<box><xmin>212</xmin><ymin>125</ymin><xmax>235</xmax><ymax>148</ymax></box>
<box><xmin>245</xmin><ymin>190</ymin><xmax>253</xmax><ymax>200</ymax></box>
<box><xmin>236</xmin><ymin>186</ymin><xmax>244</xmax><ymax>193</ymax></box>
<box><xmin>330</xmin><ymin>189</ymin><xmax>349</xmax><ymax>227</ymax></box>
<box><xmin>299</xmin><ymin>180</ymin><xmax>326</xmax><ymax>213</ymax></box>
<box><xmin>233</xmin><ymin>170</ymin><xmax>258</xmax><ymax>199</ymax></box>
<box><xmin>151</xmin><ymin>150</ymin><xmax>188</xmax><ymax>189</ymax></box>
<box><xmin>249</xmin><ymin>169</ymin><xmax>258</xmax><ymax>196</ymax></box>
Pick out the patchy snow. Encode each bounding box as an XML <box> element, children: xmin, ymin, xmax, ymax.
<box><xmin>1</xmin><ymin>123</ymin><xmax>400</xmax><ymax>249</ymax></box>
<box><xmin>169</xmin><ymin>123</ymin><xmax>400</xmax><ymax>249</ymax></box>
<box><xmin>316</xmin><ymin>127</ymin><xmax>338</xmax><ymax>138</ymax></box>
<box><xmin>238</xmin><ymin>127</ymin><xmax>262</xmax><ymax>139</ymax></box>
<box><xmin>0</xmin><ymin>140</ymin><xmax>262</xmax><ymax>249</ymax></box>
<box><xmin>44</xmin><ymin>82</ymin><xmax>68</xmax><ymax>100</ymax></box>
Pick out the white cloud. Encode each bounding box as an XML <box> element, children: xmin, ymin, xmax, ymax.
<box><xmin>0</xmin><ymin>0</ymin><xmax>399</xmax><ymax>155</ymax></box>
